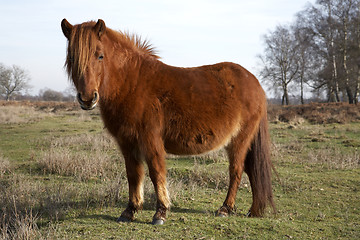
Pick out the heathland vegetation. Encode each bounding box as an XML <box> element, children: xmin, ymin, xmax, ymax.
<box><xmin>0</xmin><ymin>101</ymin><xmax>359</xmax><ymax>239</ymax></box>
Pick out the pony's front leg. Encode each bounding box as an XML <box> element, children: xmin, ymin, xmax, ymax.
<box><xmin>117</xmin><ymin>144</ymin><xmax>145</xmax><ymax>222</ymax></box>
<box><xmin>143</xmin><ymin>139</ymin><xmax>170</xmax><ymax>225</ymax></box>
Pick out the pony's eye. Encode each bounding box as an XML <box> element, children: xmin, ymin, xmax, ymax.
<box><xmin>98</xmin><ymin>54</ymin><xmax>104</xmax><ymax>60</ymax></box>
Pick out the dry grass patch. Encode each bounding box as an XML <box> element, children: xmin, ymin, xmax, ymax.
<box><xmin>0</xmin><ymin>174</ymin><xmax>77</xmax><ymax>221</ymax></box>
<box><xmin>0</xmin><ymin>172</ymin><xmax>129</xmax><ymax>239</ymax></box>
<box><xmin>0</xmin><ymin>155</ymin><xmax>11</xmax><ymax>177</ymax></box>
<box><xmin>48</xmin><ymin>132</ymin><xmax>116</xmax><ymax>152</ymax></box>
<box><xmin>307</xmin><ymin>148</ymin><xmax>359</xmax><ymax>170</ymax></box>
<box><xmin>271</xmin><ymin>136</ymin><xmax>359</xmax><ymax>170</ymax></box>
<box><xmin>0</xmin><ymin>174</ymin><xmax>64</xmax><ymax>239</ymax></box>
<box><xmin>0</xmin><ymin>106</ymin><xmax>47</xmax><ymax>124</ymax></box>
<box><xmin>0</xmin><ymin>209</ymin><xmax>41</xmax><ymax>240</ymax></box>
<box><xmin>188</xmin><ymin>161</ymin><xmax>229</xmax><ymax>189</ymax></box>
<box><xmin>38</xmin><ymin>132</ymin><xmax>122</xmax><ymax>181</ymax></box>
<box><xmin>38</xmin><ymin>147</ymin><xmax>121</xmax><ymax>181</ymax></box>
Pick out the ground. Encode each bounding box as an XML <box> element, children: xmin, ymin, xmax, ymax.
<box><xmin>0</xmin><ymin>101</ymin><xmax>359</xmax><ymax>239</ymax></box>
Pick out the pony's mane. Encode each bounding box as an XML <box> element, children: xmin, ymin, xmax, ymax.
<box><xmin>117</xmin><ymin>31</ymin><xmax>160</xmax><ymax>60</ymax></box>
<box><xmin>65</xmin><ymin>21</ymin><xmax>159</xmax><ymax>80</ymax></box>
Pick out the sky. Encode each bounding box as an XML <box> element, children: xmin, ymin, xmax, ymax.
<box><xmin>0</xmin><ymin>0</ymin><xmax>315</xmax><ymax>95</ymax></box>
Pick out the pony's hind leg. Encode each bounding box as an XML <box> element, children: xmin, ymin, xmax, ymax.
<box><xmin>217</xmin><ymin>122</ymin><xmax>259</xmax><ymax>217</ymax></box>
<box><xmin>216</xmin><ymin>141</ymin><xmax>247</xmax><ymax>217</ymax></box>
<box><xmin>117</xmin><ymin>143</ymin><xmax>145</xmax><ymax>222</ymax></box>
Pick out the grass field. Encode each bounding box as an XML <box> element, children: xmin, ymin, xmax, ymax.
<box><xmin>0</xmin><ymin>102</ymin><xmax>359</xmax><ymax>239</ymax></box>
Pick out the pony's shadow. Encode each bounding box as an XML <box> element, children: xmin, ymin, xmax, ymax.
<box><xmin>141</xmin><ymin>200</ymin><xmax>210</xmax><ymax>215</ymax></box>
<box><xmin>82</xmin><ymin>214</ymin><xmax>118</xmax><ymax>222</ymax></box>
<box><xmin>79</xmin><ymin>214</ymin><xmax>151</xmax><ymax>225</ymax></box>
<box><xmin>78</xmin><ymin>206</ymin><xmax>211</xmax><ymax>224</ymax></box>
<box><xmin>170</xmin><ymin>206</ymin><xmax>210</xmax><ymax>215</ymax></box>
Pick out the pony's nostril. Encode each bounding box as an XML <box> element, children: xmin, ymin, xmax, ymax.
<box><xmin>77</xmin><ymin>92</ymin><xmax>99</xmax><ymax>110</ymax></box>
<box><xmin>77</xmin><ymin>93</ymin><xmax>84</xmax><ymax>104</ymax></box>
<box><xmin>92</xmin><ymin>91</ymin><xmax>99</xmax><ymax>103</ymax></box>
<box><xmin>77</xmin><ymin>92</ymin><xmax>98</xmax><ymax>103</ymax></box>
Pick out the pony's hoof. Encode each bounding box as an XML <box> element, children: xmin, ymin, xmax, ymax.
<box><xmin>152</xmin><ymin>219</ymin><xmax>165</xmax><ymax>225</ymax></box>
<box><xmin>216</xmin><ymin>205</ymin><xmax>232</xmax><ymax>217</ymax></box>
<box><xmin>216</xmin><ymin>213</ymin><xmax>228</xmax><ymax>218</ymax></box>
<box><xmin>117</xmin><ymin>216</ymin><xmax>132</xmax><ymax>223</ymax></box>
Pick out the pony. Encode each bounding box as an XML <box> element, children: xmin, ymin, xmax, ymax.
<box><xmin>61</xmin><ymin>19</ymin><xmax>275</xmax><ymax>225</ymax></box>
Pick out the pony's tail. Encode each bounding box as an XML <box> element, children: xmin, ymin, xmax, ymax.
<box><xmin>244</xmin><ymin>111</ymin><xmax>276</xmax><ymax>217</ymax></box>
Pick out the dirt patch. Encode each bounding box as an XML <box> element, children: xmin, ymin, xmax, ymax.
<box><xmin>268</xmin><ymin>102</ymin><xmax>360</xmax><ymax>124</ymax></box>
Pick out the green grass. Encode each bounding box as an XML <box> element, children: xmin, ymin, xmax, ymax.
<box><xmin>0</xmin><ymin>106</ymin><xmax>359</xmax><ymax>239</ymax></box>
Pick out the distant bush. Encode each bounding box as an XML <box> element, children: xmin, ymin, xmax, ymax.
<box><xmin>40</xmin><ymin>89</ymin><xmax>64</xmax><ymax>101</ymax></box>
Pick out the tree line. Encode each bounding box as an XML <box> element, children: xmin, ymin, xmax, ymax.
<box><xmin>258</xmin><ymin>0</ymin><xmax>360</xmax><ymax>105</ymax></box>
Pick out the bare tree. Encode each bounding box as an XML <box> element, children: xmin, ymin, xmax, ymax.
<box><xmin>305</xmin><ymin>0</ymin><xmax>342</xmax><ymax>102</ymax></box>
<box><xmin>258</xmin><ymin>25</ymin><xmax>299</xmax><ymax>105</ymax></box>
<box><xmin>333</xmin><ymin>0</ymin><xmax>357</xmax><ymax>103</ymax></box>
<box><xmin>352</xmin><ymin>0</ymin><xmax>360</xmax><ymax>103</ymax></box>
<box><xmin>303</xmin><ymin>0</ymin><xmax>360</xmax><ymax>103</ymax></box>
<box><xmin>292</xmin><ymin>19</ymin><xmax>317</xmax><ymax>104</ymax></box>
<box><xmin>283</xmin><ymin>0</ymin><xmax>360</xmax><ymax>104</ymax></box>
<box><xmin>0</xmin><ymin>63</ymin><xmax>32</xmax><ymax>101</ymax></box>
<box><xmin>0</xmin><ymin>64</ymin><xmax>12</xmax><ymax>100</ymax></box>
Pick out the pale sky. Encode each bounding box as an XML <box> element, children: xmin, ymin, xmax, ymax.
<box><xmin>0</xmin><ymin>0</ymin><xmax>314</xmax><ymax>95</ymax></box>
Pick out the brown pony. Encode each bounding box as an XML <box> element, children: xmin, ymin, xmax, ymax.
<box><xmin>61</xmin><ymin>19</ymin><xmax>275</xmax><ymax>225</ymax></box>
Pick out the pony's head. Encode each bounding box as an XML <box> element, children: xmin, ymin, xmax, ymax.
<box><xmin>61</xmin><ymin>19</ymin><xmax>106</xmax><ymax>110</ymax></box>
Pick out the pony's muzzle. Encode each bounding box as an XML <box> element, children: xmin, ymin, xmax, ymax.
<box><xmin>77</xmin><ymin>91</ymin><xmax>99</xmax><ymax>110</ymax></box>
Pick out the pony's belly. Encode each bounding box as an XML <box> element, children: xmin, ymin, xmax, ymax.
<box><xmin>164</xmin><ymin>124</ymin><xmax>240</xmax><ymax>155</ymax></box>
<box><xmin>164</xmin><ymin>140</ymin><xmax>217</xmax><ymax>155</ymax></box>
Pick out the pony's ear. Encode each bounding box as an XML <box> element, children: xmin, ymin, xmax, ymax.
<box><xmin>61</xmin><ymin>19</ymin><xmax>73</xmax><ymax>39</ymax></box>
<box><xmin>94</xmin><ymin>19</ymin><xmax>106</xmax><ymax>38</ymax></box>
